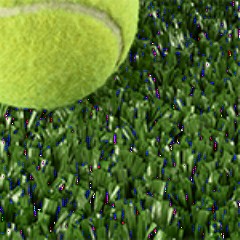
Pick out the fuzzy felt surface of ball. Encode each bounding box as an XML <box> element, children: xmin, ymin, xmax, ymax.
<box><xmin>0</xmin><ymin>0</ymin><xmax>139</xmax><ymax>110</ymax></box>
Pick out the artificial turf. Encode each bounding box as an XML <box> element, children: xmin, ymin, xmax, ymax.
<box><xmin>0</xmin><ymin>0</ymin><xmax>239</xmax><ymax>239</ymax></box>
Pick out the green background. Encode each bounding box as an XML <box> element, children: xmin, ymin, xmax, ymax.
<box><xmin>0</xmin><ymin>0</ymin><xmax>239</xmax><ymax>239</ymax></box>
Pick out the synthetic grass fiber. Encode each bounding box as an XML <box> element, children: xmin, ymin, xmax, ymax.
<box><xmin>0</xmin><ymin>0</ymin><xmax>239</xmax><ymax>239</ymax></box>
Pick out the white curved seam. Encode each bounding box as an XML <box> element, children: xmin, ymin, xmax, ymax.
<box><xmin>0</xmin><ymin>3</ymin><xmax>123</xmax><ymax>65</ymax></box>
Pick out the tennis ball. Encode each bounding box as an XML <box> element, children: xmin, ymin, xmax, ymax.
<box><xmin>0</xmin><ymin>1</ymin><xmax>139</xmax><ymax>110</ymax></box>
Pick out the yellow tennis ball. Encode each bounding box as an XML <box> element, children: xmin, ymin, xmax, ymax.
<box><xmin>0</xmin><ymin>0</ymin><xmax>139</xmax><ymax>110</ymax></box>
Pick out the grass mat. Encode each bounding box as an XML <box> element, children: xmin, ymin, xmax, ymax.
<box><xmin>0</xmin><ymin>0</ymin><xmax>239</xmax><ymax>239</ymax></box>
